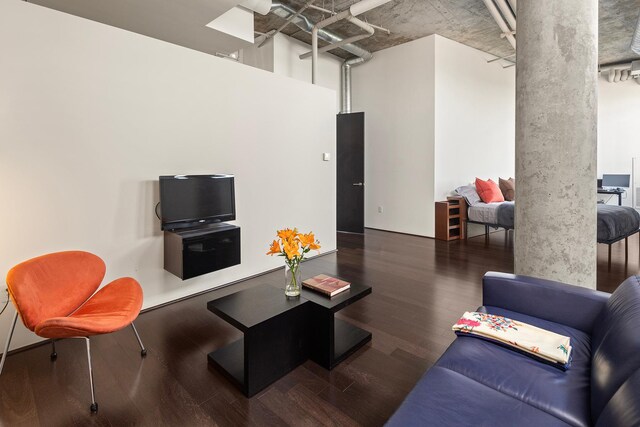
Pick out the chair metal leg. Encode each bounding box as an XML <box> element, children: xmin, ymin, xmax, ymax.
<box><xmin>50</xmin><ymin>339</ymin><xmax>57</xmax><ymax>361</ymax></box>
<box><xmin>84</xmin><ymin>337</ymin><xmax>98</xmax><ymax>413</ymax></box>
<box><xmin>131</xmin><ymin>323</ymin><xmax>147</xmax><ymax>357</ymax></box>
<box><xmin>0</xmin><ymin>311</ymin><xmax>18</xmax><ymax>375</ymax></box>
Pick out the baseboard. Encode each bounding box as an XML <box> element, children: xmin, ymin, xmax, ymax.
<box><xmin>364</xmin><ymin>226</ymin><xmax>434</xmax><ymax>239</ymax></box>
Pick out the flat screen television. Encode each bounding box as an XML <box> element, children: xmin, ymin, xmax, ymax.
<box><xmin>602</xmin><ymin>174</ymin><xmax>630</xmax><ymax>188</ymax></box>
<box><xmin>159</xmin><ymin>174</ymin><xmax>235</xmax><ymax>230</ymax></box>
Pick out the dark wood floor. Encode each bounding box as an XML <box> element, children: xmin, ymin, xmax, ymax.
<box><xmin>0</xmin><ymin>229</ymin><xmax>637</xmax><ymax>426</ymax></box>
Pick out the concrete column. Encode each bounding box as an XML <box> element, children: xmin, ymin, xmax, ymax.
<box><xmin>515</xmin><ymin>0</ymin><xmax>598</xmax><ymax>288</ymax></box>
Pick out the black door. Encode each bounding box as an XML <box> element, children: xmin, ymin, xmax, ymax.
<box><xmin>337</xmin><ymin>112</ymin><xmax>364</xmax><ymax>233</ymax></box>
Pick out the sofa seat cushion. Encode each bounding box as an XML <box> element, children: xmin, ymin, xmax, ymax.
<box><xmin>386</xmin><ymin>366</ymin><xmax>572</xmax><ymax>427</ymax></box>
<box><xmin>434</xmin><ymin>306</ymin><xmax>592</xmax><ymax>427</ymax></box>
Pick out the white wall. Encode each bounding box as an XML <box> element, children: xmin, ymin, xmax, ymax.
<box><xmin>352</xmin><ymin>34</ymin><xmax>515</xmax><ymax>237</ymax></box>
<box><xmin>273</xmin><ymin>34</ymin><xmax>342</xmax><ymax>111</ymax></box>
<box><xmin>0</xmin><ymin>0</ymin><xmax>337</xmax><ymax>351</ymax></box>
<box><xmin>433</xmin><ymin>36</ymin><xmax>515</xmax><ymax>206</ymax></box>
<box><xmin>597</xmin><ymin>77</ymin><xmax>640</xmax><ymax>207</ymax></box>
<box><xmin>352</xmin><ymin>36</ymin><xmax>436</xmax><ymax>236</ymax></box>
<box><xmin>243</xmin><ymin>33</ymin><xmax>342</xmax><ymax>111</ymax></box>
<box><xmin>241</xmin><ymin>36</ymin><xmax>275</xmax><ymax>72</ymax></box>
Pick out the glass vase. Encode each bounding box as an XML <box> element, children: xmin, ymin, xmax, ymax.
<box><xmin>285</xmin><ymin>264</ymin><xmax>301</xmax><ymax>298</ymax></box>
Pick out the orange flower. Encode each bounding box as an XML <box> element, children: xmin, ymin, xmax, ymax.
<box><xmin>308</xmin><ymin>241</ymin><xmax>321</xmax><ymax>251</ymax></box>
<box><xmin>266</xmin><ymin>239</ymin><xmax>281</xmax><ymax>256</ymax></box>
<box><xmin>283</xmin><ymin>239</ymin><xmax>300</xmax><ymax>260</ymax></box>
<box><xmin>298</xmin><ymin>232</ymin><xmax>315</xmax><ymax>247</ymax></box>
<box><xmin>277</xmin><ymin>228</ymin><xmax>298</xmax><ymax>240</ymax></box>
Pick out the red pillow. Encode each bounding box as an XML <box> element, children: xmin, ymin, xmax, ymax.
<box><xmin>475</xmin><ymin>178</ymin><xmax>505</xmax><ymax>203</ymax></box>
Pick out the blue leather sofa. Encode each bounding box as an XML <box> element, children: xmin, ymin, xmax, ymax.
<box><xmin>387</xmin><ymin>272</ymin><xmax>640</xmax><ymax>427</ymax></box>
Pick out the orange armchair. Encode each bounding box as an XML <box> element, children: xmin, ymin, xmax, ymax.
<box><xmin>0</xmin><ymin>251</ymin><xmax>146</xmax><ymax>413</ymax></box>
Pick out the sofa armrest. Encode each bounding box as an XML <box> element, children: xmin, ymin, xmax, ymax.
<box><xmin>483</xmin><ymin>272</ymin><xmax>609</xmax><ymax>333</ymax></box>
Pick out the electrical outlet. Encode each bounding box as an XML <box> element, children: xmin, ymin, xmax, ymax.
<box><xmin>378</xmin><ymin>206</ymin><xmax>383</xmax><ymax>213</ymax></box>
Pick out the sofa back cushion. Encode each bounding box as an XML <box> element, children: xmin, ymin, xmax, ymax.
<box><xmin>595</xmin><ymin>367</ymin><xmax>640</xmax><ymax>427</ymax></box>
<box><xmin>590</xmin><ymin>276</ymin><xmax>640</xmax><ymax>423</ymax></box>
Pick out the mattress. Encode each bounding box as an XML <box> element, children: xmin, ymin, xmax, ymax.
<box><xmin>468</xmin><ymin>202</ymin><xmax>509</xmax><ymax>226</ymax></box>
<box><xmin>597</xmin><ymin>205</ymin><xmax>640</xmax><ymax>242</ymax></box>
<box><xmin>467</xmin><ymin>202</ymin><xmax>640</xmax><ymax>241</ymax></box>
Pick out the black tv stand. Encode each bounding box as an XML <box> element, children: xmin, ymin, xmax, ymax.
<box><xmin>164</xmin><ymin>223</ymin><xmax>241</xmax><ymax>280</ymax></box>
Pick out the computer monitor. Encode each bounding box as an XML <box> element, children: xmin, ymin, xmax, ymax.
<box><xmin>602</xmin><ymin>174</ymin><xmax>630</xmax><ymax>188</ymax></box>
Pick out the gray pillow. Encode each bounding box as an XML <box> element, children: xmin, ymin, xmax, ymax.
<box><xmin>455</xmin><ymin>185</ymin><xmax>482</xmax><ymax>206</ymax></box>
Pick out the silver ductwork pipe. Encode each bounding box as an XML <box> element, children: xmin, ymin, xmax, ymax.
<box><xmin>270</xmin><ymin>3</ymin><xmax>373</xmax><ymax>113</ymax></box>
<box><xmin>310</xmin><ymin>0</ymin><xmax>390</xmax><ymax>83</ymax></box>
<box><xmin>341</xmin><ymin>57</ymin><xmax>367</xmax><ymax>114</ymax></box>
<box><xmin>271</xmin><ymin>3</ymin><xmax>373</xmax><ymax>61</ymax></box>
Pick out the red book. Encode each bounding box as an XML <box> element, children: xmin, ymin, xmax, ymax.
<box><xmin>302</xmin><ymin>274</ymin><xmax>351</xmax><ymax>297</ymax></box>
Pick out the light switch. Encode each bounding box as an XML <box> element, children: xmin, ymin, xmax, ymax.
<box><xmin>323</xmin><ymin>153</ymin><xmax>331</xmax><ymax>161</ymax></box>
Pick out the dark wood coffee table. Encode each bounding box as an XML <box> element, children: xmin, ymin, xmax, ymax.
<box><xmin>207</xmin><ymin>286</ymin><xmax>309</xmax><ymax>397</ymax></box>
<box><xmin>207</xmin><ymin>281</ymin><xmax>371</xmax><ymax>397</ymax></box>
<box><xmin>302</xmin><ymin>282</ymin><xmax>372</xmax><ymax>369</ymax></box>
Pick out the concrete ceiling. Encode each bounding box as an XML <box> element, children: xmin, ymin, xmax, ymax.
<box><xmin>28</xmin><ymin>0</ymin><xmax>640</xmax><ymax>65</ymax></box>
<box><xmin>256</xmin><ymin>0</ymin><xmax>640</xmax><ymax>65</ymax></box>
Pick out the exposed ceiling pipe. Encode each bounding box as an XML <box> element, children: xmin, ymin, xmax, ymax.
<box><xmin>270</xmin><ymin>3</ymin><xmax>373</xmax><ymax>60</ymax></box>
<box><xmin>268</xmin><ymin>3</ymin><xmax>374</xmax><ymax>112</ymax></box>
<box><xmin>341</xmin><ymin>62</ymin><xmax>352</xmax><ymax>114</ymax></box>
<box><xmin>621</xmin><ymin>69</ymin><xmax>630</xmax><ymax>81</ymax></box>
<box><xmin>342</xmin><ymin>57</ymin><xmax>368</xmax><ymax>114</ymax></box>
<box><xmin>300</xmin><ymin>29</ymin><xmax>373</xmax><ymax>59</ymax></box>
<box><xmin>312</xmin><ymin>10</ymin><xmax>352</xmax><ymax>84</ymax></box>
<box><xmin>600</xmin><ymin>60</ymin><xmax>640</xmax><ymax>84</ymax></box>
<box><xmin>487</xmin><ymin>53</ymin><xmax>515</xmax><ymax>65</ymax></box>
<box><xmin>258</xmin><ymin>0</ymin><xmax>315</xmax><ymax>47</ymax></box>
<box><xmin>483</xmin><ymin>0</ymin><xmax>516</xmax><ymax>49</ymax></box>
<box><xmin>311</xmin><ymin>0</ymin><xmax>391</xmax><ymax>83</ymax></box>
<box><xmin>300</xmin><ymin>16</ymin><xmax>374</xmax><ymax>59</ymax></box>
<box><xmin>308</xmin><ymin>4</ymin><xmax>391</xmax><ymax>34</ymax></box>
<box><xmin>632</xmin><ymin>12</ymin><xmax>640</xmax><ymax>55</ymax></box>
<box><xmin>599</xmin><ymin>61</ymin><xmax>633</xmax><ymax>72</ymax></box>
<box><xmin>495</xmin><ymin>0</ymin><xmax>516</xmax><ymax>31</ymax></box>
<box><xmin>507</xmin><ymin>0</ymin><xmax>517</xmax><ymax>13</ymax></box>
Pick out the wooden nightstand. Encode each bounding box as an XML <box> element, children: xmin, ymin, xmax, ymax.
<box><xmin>435</xmin><ymin>196</ymin><xmax>467</xmax><ymax>241</ymax></box>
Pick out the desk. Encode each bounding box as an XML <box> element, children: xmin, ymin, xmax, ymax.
<box><xmin>598</xmin><ymin>188</ymin><xmax>624</xmax><ymax>206</ymax></box>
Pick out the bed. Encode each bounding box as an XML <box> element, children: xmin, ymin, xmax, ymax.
<box><xmin>462</xmin><ymin>199</ymin><xmax>640</xmax><ymax>269</ymax></box>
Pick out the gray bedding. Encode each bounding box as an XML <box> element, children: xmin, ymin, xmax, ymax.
<box><xmin>467</xmin><ymin>202</ymin><xmax>515</xmax><ymax>229</ymax></box>
<box><xmin>597</xmin><ymin>204</ymin><xmax>640</xmax><ymax>242</ymax></box>
<box><xmin>468</xmin><ymin>202</ymin><xmax>640</xmax><ymax>242</ymax></box>
<box><xmin>496</xmin><ymin>202</ymin><xmax>515</xmax><ymax>229</ymax></box>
